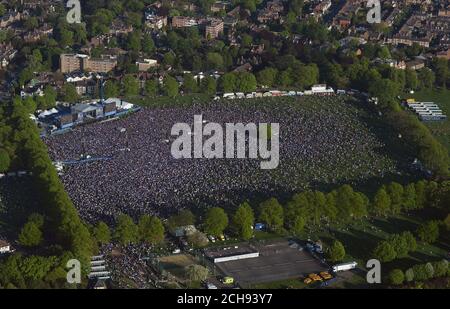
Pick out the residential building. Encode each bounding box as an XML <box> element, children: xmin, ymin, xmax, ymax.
<box><xmin>136</xmin><ymin>58</ymin><xmax>158</xmax><ymax>71</ymax></box>
<box><xmin>205</xmin><ymin>19</ymin><xmax>224</xmax><ymax>39</ymax></box>
<box><xmin>172</xmin><ymin>16</ymin><xmax>198</xmax><ymax>28</ymax></box>
<box><xmin>60</xmin><ymin>54</ymin><xmax>117</xmax><ymax>73</ymax></box>
<box><xmin>0</xmin><ymin>240</ymin><xmax>11</xmax><ymax>254</ymax></box>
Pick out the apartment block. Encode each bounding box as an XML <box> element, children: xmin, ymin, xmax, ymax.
<box><xmin>60</xmin><ymin>54</ymin><xmax>117</xmax><ymax>73</ymax></box>
<box><xmin>205</xmin><ymin>19</ymin><xmax>224</xmax><ymax>39</ymax></box>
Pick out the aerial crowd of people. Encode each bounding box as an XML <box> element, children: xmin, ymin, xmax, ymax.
<box><xmin>44</xmin><ymin>97</ymin><xmax>401</xmax><ymax>224</ymax></box>
<box><xmin>101</xmin><ymin>243</ymin><xmax>162</xmax><ymax>289</ymax></box>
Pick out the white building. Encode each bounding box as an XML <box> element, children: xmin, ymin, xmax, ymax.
<box><xmin>0</xmin><ymin>240</ymin><xmax>11</xmax><ymax>254</ymax></box>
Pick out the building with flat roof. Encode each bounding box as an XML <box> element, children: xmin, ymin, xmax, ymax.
<box><xmin>60</xmin><ymin>54</ymin><xmax>117</xmax><ymax>73</ymax></box>
<box><xmin>204</xmin><ymin>244</ymin><xmax>259</xmax><ymax>263</ymax></box>
<box><xmin>136</xmin><ymin>58</ymin><xmax>158</xmax><ymax>71</ymax></box>
<box><xmin>172</xmin><ymin>16</ymin><xmax>198</xmax><ymax>28</ymax></box>
<box><xmin>205</xmin><ymin>19</ymin><xmax>224</xmax><ymax>39</ymax></box>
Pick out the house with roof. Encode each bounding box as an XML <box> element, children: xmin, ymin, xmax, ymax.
<box><xmin>0</xmin><ymin>240</ymin><xmax>11</xmax><ymax>254</ymax></box>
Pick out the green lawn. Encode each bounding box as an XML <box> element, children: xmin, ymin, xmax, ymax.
<box><xmin>315</xmin><ymin>210</ymin><xmax>448</xmax><ymax>274</ymax></box>
<box><xmin>405</xmin><ymin>89</ymin><xmax>450</xmax><ymax>154</ymax></box>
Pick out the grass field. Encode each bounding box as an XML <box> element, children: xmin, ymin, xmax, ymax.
<box><xmin>248</xmin><ymin>209</ymin><xmax>448</xmax><ymax>289</ymax></box>
<box><xmin>406</xmin><ymin>89</ymin><xmax>450</xmax><ymax>155</ymax></box>
<box><xmin>314</xmin><ymin>209</ymin><xmax>449</xmax><ymax>274</ymax></box>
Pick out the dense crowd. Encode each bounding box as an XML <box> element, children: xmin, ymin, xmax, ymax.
<box><xmin>45</xmin><ymin>97</ymin><xmax>402</xmax><ymax>224</ymax></box>
<box><xmin>101</xmin><ymin>243</ymin><xmax>161</xmax><ymax>289</ymax></box>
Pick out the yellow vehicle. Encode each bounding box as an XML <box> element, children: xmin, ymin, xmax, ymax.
<box><xmin>308</xmin><ymin>273</ymin><xmax>323</xmax><ymax>282</ymax></box>
<box><xmin>303</xmin><ymin>278</ymin><xmax>313</xmax><ymax>284</ymax></box>
<box><xmin>320</xmin><ymin>272</ymin><xmax>333</xmax><ymax>280</ymax></box>
<box><xmin>222</xmin><ymin>276</ymin><xmax>234</xmax><ymax>284</ymax></box>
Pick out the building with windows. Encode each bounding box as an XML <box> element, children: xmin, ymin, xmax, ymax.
<box><xmin>205</xmin><ymin>19</ymin><xmax>224</xmax><ymax>39</ymax></box>
<box><xmin>60</xmin><ymin>54</ymin><xmax>117</xmax><ymax>73</ymax></box>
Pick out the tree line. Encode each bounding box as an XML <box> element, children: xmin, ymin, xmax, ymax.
<box><xmin>121</xmin><ymin>180</ymin><xmax>449</xmax><ymax>245</ymax></box>
<box><xmin>0</xmin><ymin>98</ymin><xmax>95</xmax><ymax>288</ymax></box>
<box><xmin>388</xmin><ymin>260</ymin><xmax>449</xmax><ymax>286</ymax></box>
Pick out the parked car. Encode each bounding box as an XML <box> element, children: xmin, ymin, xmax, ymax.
<box><xmin>221</xmin><ymin>276</ymin><xmax>234</xmax><ymax>285</ymax></box>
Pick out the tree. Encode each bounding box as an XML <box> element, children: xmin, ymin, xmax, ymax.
<box><xmin>405</xmin><ymin>69</ymin><xmax>418</xmax><ymax>90</ymax></box>
<box><xmin>0</xmin><ymin>148</ymin><xmax>10</xmax><ymax>172</ymax></box>
<box><xmin>104</xmin><ymin>80</ymin><xmax>119</xmax><ymax>98</ymax></box>
<box><xmin>445</xmin><ymin>214</ymin><xmax>450</xmax><ymax>231</ymax></box>
<box><xmin>163</xmin><ymin>76</ymin><xmax>179</xmax><ymax>98</ymax></box>
<box><xmin>291</xmin><ymin>216</ymin><xmax>307</xmax><ymax>236</ymax></box>
<box><xmin>114</xmin><ymin>214</ymin><xmax>138</xmax><ymax>245</ymax></box>
<box><xmin>203</xmin><ymin>207</ymin><xmax>228</xmax><ymax>237</ymax></box>
<box><xmin>257</xmin><ymin>68</ymin><xmax>278</xmax><ymax>87</ymax></box>
<box><xmin>18</xmin><ymin>255</ymin><xmax>56</xmax><ymax>282</ymax></box>
<box><xmin>61</xmin><ymin>83</ymin><xmax>79</xmax><ymax>103</ymax></box>
<box><xmin>219</xmin><ymin>73</ymin><xmax>237</xmax><ymax>93</ymax></box>
<box><xmin>327</xmin><ymin>240</ymin><xmax>346</xmax><ymax>263</ymax></box>
<box><xmin>138</xmin><ymin>215</ymin><xmax>165</xmax><ymax>244</ymax></box>
<box><xmin>201</xmin><ymin>76</ymin><xmax>217</xmax><ymax>96</ymax></box>
<box><xmin>401</xmin><ymin>231</ymin><xmax>417</xmax><ymax>252</ymax></box>
<box><xmin>377</xmin><ymin>46</ymin><xmax>391</xmax><ymax>59</ymax></box>
<box><xmin>23</xmin><ymin>97</ymin><xmax>37</xmax><ymax>114</ymax></box>
<box><xmin>373</xmin><ymin>188</ymin><xmax>391</xmax><ymax>216</ymax></box>
<box><xmin>432</xmin><ymin>260</ymin><xmax>448</xmax><ymax>278</ymax></box>
<box><xmin>368</xmin><ymin>78</ymin><xmax>399</xmax><ymax>108</ymax></box>
<box><xmin>241</xmin><ymin>33</ymin><xmax>253</xmax><ymax>47</ymax></box>
<box><xmin>418</xmin><ymin>68</ymin><xmax>435</xmax><ymax>89</ymax></box>
<box><xmin>206</xmin><ymin>52</ymin><xmax>224</xmax><ymax>70</ymax></box>
<box><xmin>389</xmin><ymin>234</ymin><xmax>409</xmax><ymax>258</ymax></box>
<box><xmin>93</xmin><ymin>221</ymin><xmax>111</xmax><ymax>244</ymax></box>
<box><xmin>403</xmin><ymin>183</ymin><xmax>417</xmax><ymax>211</ymax></box>
<box><xmin>24</xmin><ymin>17</ymin><xmax>39</xmax><ymax>31</ymax></box>
<box><xmin>145</xmin><ymin>79</ymin><xmax>158</xmax><ymax>97</ymax></box>
<box><xmin>412</xmin><ymin>263</ymin><xmax>433</xmax><ymax>281</ymax></box>
<box><xmin>389</xmin><ymin>269</ymin><xmax>404</xmax><ymax>285</ymax></box>
<box><xmin>232</xmin><ymin>202</ymin><xmax>254</xmax><ymax>240</ymax></box>
<box><xmin>142</xmin><ymin>36</ymin><xmax>155</xmax><ymax>55</ymax></box>
<box><xmin>183</xmin><ymin>74</ymin><xmax>198</xmax><ymax>94</ymax></box>
<box><xmin>417</xmin><ymin>221</ymin><xmax>440</xmax><ymax>243</ymax></box>
<box><xmin>58</xmin><ymin>28</ymin><xmax>74</xmax><ymax>47</ymax></box>
<box><xmin>185</xmin><ymin>264</ymin><xmax>209</xmax><ymax>282</ymax></box>
<box><xmin>126</xmin><ymin>31</ymin><xmax>141</xmax><ymax>52</ymax></box>
<box><xmin>168</xmin><ymin>210</ymin><xmax>195</xmax><ymax>230</ymax></box>
<box><xmin>43</xmin><ymin>85</ymin><xmax>57</xmax><ymax>109</ymax></box>
<box><xmin>295</xmin><ymin>64</ymin><xmax>319</xmax><ymax>89</ymax></box>
<box><xmin>122</xmin><ymin>75</ymin><xmax>139</xmax><ymax>96</ymax></box>
<box><xmin>18</xmin><ymin>222</ymin><xmax>42</xmax><ymax>247</ymax></box>
<box><xmin>432</xmin><ymin>58</ymin><xmax>448</xmax><ymax>88</ymax></box>
<box><xmin>259</xmin><ymin>198</ymin><xmax>284</xmax><ymax>231</ymax></box>
<box><xmin>373</xmin><ymin>241</ymin><xmax>396</xmax><ymax>262</ymax></box>
<box><xmin>187</xmin><ymin>231</ymin><xmax>209</xmax><ymax>248</ymax></box>
<box><xmin>236</xmin><ymin>72</ymin><xmax>257</xmax><ymax>92</ymax></box>
<box><xmin>404</xmin><ymin>268</ymin><xmax>414</xmax><ymax>282</ymax></box>
<box><xmin>387</xmin><ymin>182</ymin><xmax>404</xmax><ymax>214</ymax></box>
<box><xmin>163</xmin><ymin>52</ymin><xmax>176</xmax><ymax>66</ymax></box>
<box><xmin>415</xmin><ymin>181</ymin><xmax>428</xmax><ymax>209</ymax></box>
